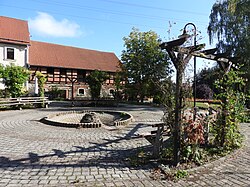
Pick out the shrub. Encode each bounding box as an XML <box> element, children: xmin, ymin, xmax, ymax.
<box><xmin>86</xmin><ymin>70</ymin><xmax>108</xmax><ymax>100</ymax></box>
<box><xmin>196</xmin><ymin>84</ymin><xmax>214</xmax><ymax>99</ymax></box>
<box><xmin>2</xmin><ymin>64</ymin><xmax>30</xmax><ymax>97</ymax></box>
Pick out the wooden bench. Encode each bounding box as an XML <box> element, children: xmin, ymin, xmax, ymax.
<box><xmin>0</xmin><ymin>97</ymin><xmax>52</xmax><ymax>109</ymax></box>
<box><xmin>138</xmin><ymin>123</ymin><xmax>170</xmax><ymax>158</ymax></box>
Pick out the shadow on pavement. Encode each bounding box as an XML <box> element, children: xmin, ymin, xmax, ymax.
<box><xmin>0</xmin><ymin>123</ymin><xmax>155</xmax><ymax>171</ymax></box>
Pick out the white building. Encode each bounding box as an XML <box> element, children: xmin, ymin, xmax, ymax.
<box><xmin>0</xmin><ymin>16</ymin><xmax>30</xmax><ymax>89</ymax></box>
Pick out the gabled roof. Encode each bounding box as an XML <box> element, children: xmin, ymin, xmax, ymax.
<box><xmin>29</xmin><ymin>41</ymin><xmax>121</xmax><ymax>72</ymax></box>
<box><xmin>0</xmin><ymin>16</ymin><xmax>30</xmax><ymax>45</ymax></box>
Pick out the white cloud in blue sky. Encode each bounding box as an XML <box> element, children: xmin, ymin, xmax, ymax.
<box><xmin>29</xmin><ymin>12</ymin><xmax>82</xmax><ymax>37</ymax></box>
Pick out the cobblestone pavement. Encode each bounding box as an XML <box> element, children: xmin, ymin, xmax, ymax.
<box><xmin>0</xmin><ymin>105</ymin><xmax>249</xmax><ymax>186</ymax></box>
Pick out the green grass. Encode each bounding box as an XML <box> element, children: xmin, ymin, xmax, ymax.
<box><xmin>185</xmin><ymin>101</ymin><xmax>220</xmax><ymax>110</ymax></box>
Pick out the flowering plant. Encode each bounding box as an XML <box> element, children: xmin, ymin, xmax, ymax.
<box><xmin>183</xmin><ymin>115</ymin><xmax>205</xmax><ymax>145</ymax></box>
<box><xmin>181</xmin><ymin>112</ymin><xmax>206</xmax><ymax>164</ymax></box>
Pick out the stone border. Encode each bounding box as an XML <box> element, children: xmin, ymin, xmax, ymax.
<box><xmin>105</xmin><ymin>111</ymin><xmax>134</xmax><ymax>127</ymax></box>
<box><xmin>40</xmin><ymin>110</ymin><xmax>133</xmax><ymax>128</ymax></box>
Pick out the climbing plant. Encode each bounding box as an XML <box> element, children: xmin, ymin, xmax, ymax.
<box><xmin>35</xmin><ymin>71</ymin><xmax>47</xmax><ymax>98</ymax></box>
<box><xmin>35</xmin><ymin>71</ymin><xmax>47</xmax><ymax>107</ymax></box>
<box><xmin>212</xmin><ymin>69</ymin><xmax>245</xmax><ymax>149</ymax></box>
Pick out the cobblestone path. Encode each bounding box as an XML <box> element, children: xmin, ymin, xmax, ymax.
<box><xmin>0</xmin><ymin>105</ymin><xmax>249</xmax><ymax>186</ymax></box>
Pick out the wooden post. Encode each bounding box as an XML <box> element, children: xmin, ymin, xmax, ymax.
<box><xmin>167</xmin><ymin>50</ymin><xmax>191</xmax><ymax>166</ymax></box>
<box><xmin>152</xmin><ymin>124</ymin><xmax>164</xmax><ymax>158</ymax></box>
<box><xmin>173</xmin><ymin>67</ymin><xmax>183</xmax><ymax>165</ymax></box>
<box><xmin>160</xmin><ymin>37</ymin><xmax>199</xmax><ymax>166</ymax></box>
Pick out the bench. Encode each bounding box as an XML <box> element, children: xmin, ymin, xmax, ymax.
<box><xmin>0</xmin><ymin>97</ymin><xmax>52</xmax><ymax>109</ymax></box>
<box><xmin>138</xmin><ymin>123</ymin><xmax>170</xmax><ymax>158</ymax></box>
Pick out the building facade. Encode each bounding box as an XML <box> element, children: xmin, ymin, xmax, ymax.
<box><xmin>0</xmin><ymin>16</ymin><xmax>30</xmax><ymax>89</ymax></box>
<box><xmin>0</xmin><ymin>16</ymin><xmax>121</xmax><ymax>99</ymax></box>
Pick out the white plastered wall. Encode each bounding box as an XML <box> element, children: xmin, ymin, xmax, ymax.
<box><xmin>0</xmin><ymin>43</ymin><xmax>29</xmax><ymax>90</ymax></box>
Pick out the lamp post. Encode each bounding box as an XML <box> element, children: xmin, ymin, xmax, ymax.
<box><xmin>182</xmin><ymin>23</ymin><xmax>197</xmax><ymax>121</ymax></box>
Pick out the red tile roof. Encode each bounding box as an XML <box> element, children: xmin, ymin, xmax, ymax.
<box><xmin>0</xmin><ymin>16</ymin><xmax>30</xmax><ymax>45</ymax></box>
<box><xmin>29</xmin><ymin>41</ymin><xmax>121</xmax><ymax>72</ymax></box>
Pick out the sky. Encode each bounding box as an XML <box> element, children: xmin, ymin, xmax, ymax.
<box><xmin>1</xmin><ymin>0</ymin><xmax>218</xmax><ymax>74</ymax></box>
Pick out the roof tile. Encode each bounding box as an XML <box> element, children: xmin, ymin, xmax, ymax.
<box><xmin>29</xmin><ymin>41</ymin><xmax>121</xmax><ymax>72</ymax></box>
<box><xmin>0</xmin><ymin>16</ymin><xmax>30</xmax><ymax>45</ymax></box>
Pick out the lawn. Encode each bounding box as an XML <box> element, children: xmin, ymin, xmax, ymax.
<box><xmin>185</xmin><ymin>101</ymin><xmax>221</xmax><ymax>110</ymax></box>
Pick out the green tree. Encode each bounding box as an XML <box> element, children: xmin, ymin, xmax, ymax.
<box><xmin>121</xmin><ymin>28</ymin><xmax>172</xmax><ymax>102</ymax></box>
<box><xmin>113</xmin><ymin>71</ymin><xmax>125</xmax><ymax>104</ymax></box>
<box><xmin>196</xmin><ymin>66</ymin><xmax>223</xmax><ymax>95</ymax></box>
<box><xmin>208</xmin><ymin>0</ymin><xmax>250</xmax><ymax>94</ymax></box>
<box><xmin>2</xmin><ymin>64</ymin><xmax>30</xmax><ymax>97</ymax></box>
<box><xmin>86</xmin><ymin>70</ymin><xmax>108</xmax><ymax>100</ymax></box>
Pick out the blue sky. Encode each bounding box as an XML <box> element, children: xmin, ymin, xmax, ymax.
<box><xmin>1</xmin><ymin>0</ymin><xmax>217</xmax><ymax>72</ymax></box>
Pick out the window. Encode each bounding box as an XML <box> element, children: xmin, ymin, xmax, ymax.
<box><xmin>78</xmin><ymin>88</ymin><xmax>85</xmax><ymax>95</ymax></box>
<box><xmin>6</xmin><ymin>48</ymin><xmax>14</xmax><ymax>60</ymax></box>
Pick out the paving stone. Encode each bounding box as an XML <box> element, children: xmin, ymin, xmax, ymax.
<box><xmin>39</xmin><ymin>180</ymin><xmax>49</xmax><ymax>185</ymax></box>
<box><xmin>0</xmin><ymin>178</ymin><xmax>11</xmax><ymax>183</ymax></box>
<box><xmin>105</xmin><ymin>182</ymin><xmax>116</xmax><ymax>187</ymax></box>
<box><xmin>0</xmin><ymin>107</ymin><xmax>249</xmax><ymax>186</ymax></box>
<box><xmin>19</xmin><ymin>179</ymin><xmax>30</xmax><ymax>184</ymax></box>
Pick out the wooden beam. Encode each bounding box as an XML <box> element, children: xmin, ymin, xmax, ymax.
<box><xmin>182</xmin><ymin>44</ymin><xmax>206</xmax><ymax>51</ymax></box>
<box><xmin>160</xmin><ymin>37</ymin><xmax>187</xmax><ymax>49</ymax></box>
<box><xmin>214</xmin><ymin>52</ymin><xmax>230</xmax><ymax>59</ymax></box>
<box><xmin>200</xmin><ymin>48</ymin><xmax>217</xmax><ymax>55</ymax></box>
<box><xmin>173</xmin><ymin>46</ymin><xmax>234</xmax><ymax>65</ymax></box>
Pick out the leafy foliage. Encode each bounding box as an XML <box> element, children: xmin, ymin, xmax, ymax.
<box><xmin>86</xmin><ymin>70</ymin><xmax>108</xmax><ymax>100</ymax></box>
<box><xmin>181</xmin><ymin>114</ymin><xmax>206</xmax><ymax>164</ymax></box>
<box><xmin>0</xmin><ymin>64</ymin><xmax>3</xmax><ymax>78</ymax></box>
<box><xmin>196</xmin><ymin>84</ymin><xmax>214</xmax><ymax>99</ymax></box>
<box><xmin>161</xmin><ymin>78</ymin><xmax>175</xmax><ymax>133</ymax></box>
<box><xmin>47</xmin><ymin>85</ymin><xmax>64</xmax><ymax>100</ymax></box>
<box><xmin>121</xmin><ymin>28</ymin><xmax>172</xmax><ymax>102</ymax></box>
<box><xmin>35</xmin><ymin>71</ymin><xmax>47</xmax><ymax>97</ymax></box>
<box><xmin>2</xmin><ymin>64</ymin><xmax>30</xmax><ymax>97</ymax></box>
<box><xmin>113</xmin><ymin>71</ymin><xmax>125</xmax><ymax>102</ymax></box>
<box><xmin>183</xmin><ymin>118</ymin><xmax>205</xmax><ymax>145</ymax></box>
<box><xmin>175</xmin><ymin>170</ymin><xmax>188</xmax><ymax>179</ymax></box>
<box><xmin>212</xmin><ymin>69</ymin><xmax>245</xmax><ymax>149</ymax></box>
<box><xmin>208</xmin><ymin>0</ymin><xmax>250</xmax><ymax>98</ymax></box>
<box><xmin>196</xmin><ymin>66</ymin><xmax>222</xmax><ymax>95</ymax></box>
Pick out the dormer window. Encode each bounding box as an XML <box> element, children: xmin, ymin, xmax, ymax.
<box><xmin>6</xmin><ymin>48</ymin><xmax>14</xmax><ymax>60</ymax></box>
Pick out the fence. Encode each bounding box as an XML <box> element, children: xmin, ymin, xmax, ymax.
<box><xmin>0</xmin><ymin>97</ymin><xmax>51</xmax><ymax>109</ymax></box>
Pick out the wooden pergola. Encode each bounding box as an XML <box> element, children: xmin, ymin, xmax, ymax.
<box><xmin>160</xmin><ymin>36</ymin><xmax>236</xmax><ymax>165</ymax></box>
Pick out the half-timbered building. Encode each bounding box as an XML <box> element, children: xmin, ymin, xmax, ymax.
<box><xmin>0</xmin><ymin>16</ymin><xmax>121</xmax><ymax>99</ymax></box>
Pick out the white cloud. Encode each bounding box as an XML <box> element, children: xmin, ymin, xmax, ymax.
<box><xmin>29</xmin><ymin>12</ymin><xmax>82</xmax><ymax>37</ymax></box>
